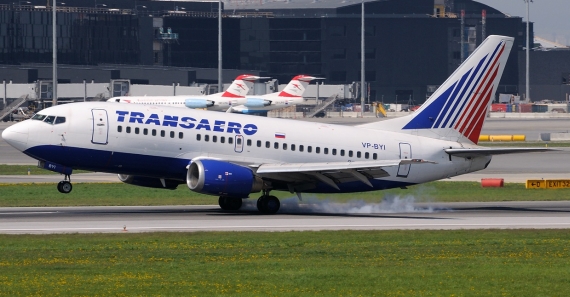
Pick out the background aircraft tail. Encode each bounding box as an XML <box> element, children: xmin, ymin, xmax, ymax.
<box><xmin>278</xmin><ymin>75</ymin><xmax>321</xmax><ymax>97</ymax></box>
<box><xmin>358</xmin><ymin>35</ymin><xmax>513</xmax><ymax>144</ymax></box>
<box><xmin>219</xmin><ymin>75</ymin><xmax>262</xmax><ymax>98</ymax></box>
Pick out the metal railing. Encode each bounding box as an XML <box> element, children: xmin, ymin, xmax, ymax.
<box><xmin>306</xmin><ymin>94</ymin><xmax>339</xmax><ymax>118</ymax></box>
<box><xmin>0</xmin><ymin>95</ymin><xmax>29</xmax><ymax>122</ymax></box>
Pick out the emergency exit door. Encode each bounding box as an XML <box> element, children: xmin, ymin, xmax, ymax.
<box><xmin>397</xmin><ymin>143</ymin><xmax>412</xmax><ymax>177</ymax></box>
<box><xmin>91</xmin><ymin>109</ymin><xmax>109</xmax><ymax>145</ymax></box>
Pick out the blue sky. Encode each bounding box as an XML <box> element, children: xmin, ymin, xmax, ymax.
<box><xmin>475</xmin><ymin>0</ymin><xmax>570</xmax><ymax>46</ymax></box>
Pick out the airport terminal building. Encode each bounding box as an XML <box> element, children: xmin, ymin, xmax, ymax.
<box><xmin>0</xmin><ymin>0</ymin><xmax>568</xmax><ymax>108</ymax></box>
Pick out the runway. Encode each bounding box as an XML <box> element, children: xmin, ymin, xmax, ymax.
<box><xmin>1</xmin><ymin>201</ymin><xmax>569</xmax><ymax>234</ymax></box>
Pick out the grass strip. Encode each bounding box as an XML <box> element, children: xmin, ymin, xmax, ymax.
<box><xmin>0</xmin><ymin>181</ymin><xmax>568</xmax><ymax>207</ymax></box>
<box><xmin>0</xmin><ymin>230</ymin><xmax>569</xmax><ymax>296</ymax></box>
<box><xmin>0</xmin><ymin>165</ymin><xmax>90</xmax><ymax>175</ymax></box>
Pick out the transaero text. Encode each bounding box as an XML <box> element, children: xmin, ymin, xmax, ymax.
<box><xmin>116</xmin><ymin>111</ymin><xmax>258</xmax><ymax>135</ymax></box>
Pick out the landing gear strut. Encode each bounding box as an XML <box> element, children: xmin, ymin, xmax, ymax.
<box><xmin>257</xmin><ymin>190</ymin><xmax>280</xmax><ymax>214</ymax></box>
<box><xmin>57</xmin><ymin>174</ymin><xmax>72</xmax><ymax>194</ymax></box>
<box><xmin>218</xmin><ymin>196</ymin><xmax>243</xmax><ymax>211</ymax></box>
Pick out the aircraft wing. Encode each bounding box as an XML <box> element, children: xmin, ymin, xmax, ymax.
<box><xmin>253</xmin><ymin>159</ymin><xmax>434</xmax><ymax>190</ymax></box>
<box><xmin>445</xmin><ymin>147</ymin><xmax>555</xmax><ymax>158</ymax></box>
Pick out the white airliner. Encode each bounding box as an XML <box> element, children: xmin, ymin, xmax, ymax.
<box><xmin>227</xmin><ymin>75</ymin><xmax>322</xmax><ymax>114</ymax></box>
<box><xmin>2</xmin><ymin>36</ymin><xmax>551</xmax><ymax>214</ymax></box>
<box><xmin>107</xmin><ymin>74</ymin><xmax>263</xmax><ymax>111</ymax></box>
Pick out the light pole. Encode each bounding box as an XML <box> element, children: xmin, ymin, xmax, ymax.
<box><xmin>360</xmin><ymin>1</ymin><xmax>365</xmax><ymax>118</ymax></box>
<box><xmin>52</xmin><ymin>0</ymin><xmax>57</xmax><ymax>106</ymax></box>
<box><xmin>525</xmin><ymin>0</ymin><xmax>532</xmax><ymax>102</ymax></box>
<box><xmin>218</xmin><ymin>0</ymin><xmax>222</xmax><ymax>93</ymax></box>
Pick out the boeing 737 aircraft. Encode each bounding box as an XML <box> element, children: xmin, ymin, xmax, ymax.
<box><xmin>227</xmin><ymin>75</ymin><xmax>322</xmax><ymax>114</ymax></box>
<box><xmin>2</xmin><ymin>36</ymin><xmax>550</xmax><ymax>214</ymax></box>
<box><xmin>107</xmin><ymin>74</ymin><xmax>263</xmax><ymax>111</ymax></box>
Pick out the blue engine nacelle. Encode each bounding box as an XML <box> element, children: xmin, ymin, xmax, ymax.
<box><xmin>244</xmin><ymin>98</ymin><xmax>271</xmax><ymax>108</ymax></box>
<box><xmin>186</xmin><ymin>159</ymin><xmax>263</xmax><ymax>198</ymax></box>
<box><xmin>118</xmin><ymin>174</ymin><xmax>180</xmax><ymax>190</ymax></box>
<box><xmin>185</xmin><ymin>99</ymin><xmax>215</xmax><ymax>109</ymax></box>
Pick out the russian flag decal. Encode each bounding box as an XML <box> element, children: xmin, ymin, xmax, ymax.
<box><xmin>275</xmin><ymin>133</ymin><xmax>286</xmax><ymax>139</ymax></box>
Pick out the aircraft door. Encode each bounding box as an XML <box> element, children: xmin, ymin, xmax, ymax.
<box><xmin>397</xmin><ymin>142</ymin><xmax>412</xmax><ymax>177</ymax></box>
<box><xmin>91</xmin><ymin>109</ymin><xmax>109</xmax><ymax>145</ymax></box>
<box><xmin>234</xmin><ymin>135</ymin><xmax>244</xmax><ymax>153</ymax></box>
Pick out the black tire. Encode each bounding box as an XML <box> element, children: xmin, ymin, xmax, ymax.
<box><xmin>60</xmin><ymin>181</ymin><xmax>72</xmax><ymax>194</ymax></box>
<box><xmin>57</xmin><ymin>181</ymin><xmax>64</xmax><ymax>193</ymax></box>
<box><xmin>257</xmin><ymin>195</ymin><xmax>280</xmax><ymax>214</ymax></box>
<box><xmin>219</xmin><ymin>196</ymin><xmax>242</xmax><ymax>211</ymax></box>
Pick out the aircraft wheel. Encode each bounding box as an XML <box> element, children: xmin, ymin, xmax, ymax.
<box><xmin>257</xmin><ymin>195</ymin><xmax>280</xmax><ymax>214</ymax></box>
<box><xmin>218</xmin><ymin>196</ymin><xmax>242</xmax><ymax>211</ymax></box>
<box><xmin>59</xmin><ymin>181</ymin><xmax>72</xmax><ymax>194</ymax></box>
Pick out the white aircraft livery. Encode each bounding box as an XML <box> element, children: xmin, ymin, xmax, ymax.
<box><xmin>2</xmin><ymin>36</ymin><xmax>551</xmax><ymax>214</ymax></box>
<box><xmin>228</xmin><ymin>75</ymin><xmax>321</xmax><ymax>114</ymax></box>
<box><xmin>107</xmin><ymin>74</ymin><xmax>263</xmax><ymax>111</ymax></box>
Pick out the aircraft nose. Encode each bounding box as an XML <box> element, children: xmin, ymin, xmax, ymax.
<box><xmin>2</xmin><ymin>122</ymin><xmax>29</xmax><ymax>151</ymax></box>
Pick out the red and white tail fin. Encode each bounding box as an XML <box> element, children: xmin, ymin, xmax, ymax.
<box><xmin>358</xmin><ymin>35</ymin><xmax>513</xmax><ymax>144</ymax></box>
<box><xmin>278</xmin><ymin>75</ymin><xmax>322</xmax><ymax>98</ymax></box>
<box><xmin>219</xmin><ymin>75</ymin><xmax>263</xmax><ymax>98</ymax></box>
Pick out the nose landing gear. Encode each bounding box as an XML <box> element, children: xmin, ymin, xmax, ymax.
<box><xmin>57</xmin><ymin>174</ymin><xmax>73</xmax><ymax>194</ymax></box>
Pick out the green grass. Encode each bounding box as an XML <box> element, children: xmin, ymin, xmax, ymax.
<box><xmin>0</xmin><ymin>230</ymin><xmax>569</xmax><ymax>296</ymax></box>
<box><xmin>0</xmin><ymin>165</ymin><xmax>90</xmax><ymax>175</ymax></box>
<box><xmin>0</xmin><ymin>181</ymin><xmax>568</xmax><ymax>207</ymax></box>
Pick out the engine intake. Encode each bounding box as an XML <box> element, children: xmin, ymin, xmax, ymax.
<box><xmin>118</xmin><ymin>174</ymin><xmax>180</xmax><ymax>190</ymax></box>
<box><xmin>187</xmin><ymin>159</ymin><xmax>263</xmax><ymax>197</ymax></box>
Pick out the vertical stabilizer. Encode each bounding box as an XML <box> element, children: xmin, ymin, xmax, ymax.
<box><xmin>278</xmin><ymin>75</ymin><xmax>321</xmax><ymax>98</ymax></box>
<box><xmin>218</xmin><ymin>75</ymin><xmax>262</xmax><ymax>98</ymax></box>
<box><xmin>358</xmin><ymin>35</ymin><xmax>513</xmax><ymax>144</ymax></box>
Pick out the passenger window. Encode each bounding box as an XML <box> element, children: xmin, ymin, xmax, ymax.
<box><xmin>160</xmin><ymin>130</ymin><xmax>165</xmax><ymax>137</ymax></box>
<box><xmin>196</xmin><ymin>134</ymin><xmax>201</xmax><ymax>141</ymax></box>
<box><xmin>265</xmin><ymin>141</ymin><xmax>270</xmax><ymax>148</ymax></box>
<box><xmin>221</xmin><ymin>136</ymin><xmax>225</xmax><ymax>143</ymax></box>
<box><xmin>247</xmin><ymin>139</ymin><xmax>252</xmax><ymax>146</ymax></box>
<box><xmin>135</xmin><ymin>127</ymin><xmax>140</xmax><ymax>134</ymax></box>
<box><xmin>117</xmin><ymin>126</ymin><xmax>122</xmax><ymax>133</ymax></box>
<box><xmin>152</xmin><ymin>129</ymin><xmax>157</xmax><ymax>136</ymax></box>
<box><xmin>44</xmin><ymin>115</ymin><xmax>56</xmax><ymax>124</ymax></box>
<box><xmin>54</xmin><ymin>117</ymin><xmax>66</xmax><ymax>124</ymax></box>
<box><xmin>283</xmin><ymin>143</ymin><xmax>287</xmax><ymax>150</ymax></box>
<box><xmin>365</xmin><ymin>152</ymin><xmax>369</xmax><ymax>159</ymax></box>
<box><xmin>349</xmin><ymin>150</ymin><xmax>353</xmax><ymax>157</ymax></box>
<box><xmin>299</xmin><ymin>145</ymin><xmax>304</xmax><ymax>152</ymax></box>
<box><xmin>308</xmin><ymin>146</ymin><xmax>312</xmax><ymax>153</ymax></box>
<box><xmin>274</xmin><ymin>142</ymin><xmax>279</xmax><ymax>149</ymax></box>
<box><xmin>373</xmin><ymin>153</ymin><xmax>377</xmax><ymax>160</ymax></box>
<box><xmin>316</xmin><ymin>147</ymin><xmax>320</xmax><ymax>154</ymax></box>
<box><xmin>229</xmin><ymin>137</ymin><xmax>233</xmax><ymax>144</ymax></box>
<box><xmin>357</xmin><ymin>151</ymin><xmax>362</xmax><ymax>158</ymax></box>
<box><xmin>291</xmin><ymin>144</ymin><xmax>296</xmax><ymax>151</ymax></box>
<box><xmin>126</xmin><ymin>127</ymin><xmax>131</xmax><ymax>133</ymax></box>
<box><xmin>143</xmin><ymin>128</ymin><xmax>148</xmax><ymax>135</ymax></box>
<box><xmin>205</xmin><ymin>135</ymin><xmax>210</xmax><ymax>142</ymax></box>
<box><xmin>257</xmin><ymin>140</ymin><xmax>262</xmax><ymax>147</ymax></box>
<box><xmin>170</xmin><ymin>131</ymin><xmax>175</xmax><ymax>138</ymax></box>
<box><xmin>179</xmin><ymin>132</ymin><xmax>183</xmax><ymax>139</ymax></box>
<box><xmin>341</xmin><ymin>149</ymin><xmax>345</xmax><ymax>156</ymax></box>
<box><xmin>213</xmin><ymin>135</ymin><xmax>217</xmax><ymax>142</ymax></box>
<box><xmin>332</xmin><ymin>149</ymin><xmax>337</xmax><ymax>155</ymax></box>
<box><xmin>324</xmin><ymin>148</ymin><xmax>328</xmax><ymax>154</ymax></box>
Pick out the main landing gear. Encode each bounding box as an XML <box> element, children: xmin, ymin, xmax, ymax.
<box><xmin>217</xmin><ymin>191</ymin><xmax>281</xmax><ymax>214</ymax></box>
<box><xmin>57</xmin><ymin>174</ymin><xmax>73</xmax><ymax>194</ymax></box>
<box><xmin>257</xmin><ymin>191</ymin><xmax>280</xmax><ymax>214</ymax></box>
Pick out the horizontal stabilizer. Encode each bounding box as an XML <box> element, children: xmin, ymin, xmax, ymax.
<box><xmin>445</xmin><ymin>147</ymin><xmax>555</xmax><ymax>158</ymax></box>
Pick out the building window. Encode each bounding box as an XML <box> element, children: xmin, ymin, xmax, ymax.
<box><xmin>331</xmin><ymin>49</ymin><xmax>346</xmax><ymax>60</ymax></box>
<box><xmin>329</xmin><ymin>25</ymin><xmax>346</xmax><ymax>37</ymax></box>
<box><xmin>329</xmin><ymin>71</ymin><xmax>346</xmax><ymax>82</ymax></box>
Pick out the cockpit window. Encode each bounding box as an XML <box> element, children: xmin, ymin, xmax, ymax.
<box><xmin>32</xmin><ymin>114</ymin><xmax>47</xmax><ymax>121</ymax></box>
<box><xmin>43</xmin><ymin>115</ymin><xmax>56</xmax><ymax>124</ymax></box>
<box><xmin>54</xmin><ymin>117</ymin><xmax>66</xmax><ymax>124</ymax></box>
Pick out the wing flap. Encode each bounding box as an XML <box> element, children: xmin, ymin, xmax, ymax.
<box><xmin>256</xmin><ymin>159</ymin><xmax>432</xmax><ymax>174</ymax></box>
<box><xmin>445</xmin><ymin>147</ymin><xmax>555</xmax><ymax>158</ymax></box>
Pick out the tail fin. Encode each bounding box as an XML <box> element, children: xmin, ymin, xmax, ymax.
<box><xmin>219</xmin><ymin>74</ymin><xmax>263</xmax><ymax>98</ymax></box>
<box><xmin>358</xmin><ymin>35</ymin><xmax>513</xmax><ymax>144</ymax></box>
<box><xmin>278</xmin><ymin>75</ymin><xmax>322</xmax><ymax>97</ymax></box>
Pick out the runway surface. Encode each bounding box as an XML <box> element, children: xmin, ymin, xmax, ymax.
<box><xmin>1</xmin><ymin>201</ymin><xmax>569</xmax><ymax>234</ymax></box>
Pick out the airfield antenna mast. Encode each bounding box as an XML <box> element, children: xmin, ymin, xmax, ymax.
<box><xmin>52</xmin><ymin>0</ymin><xmax>57</xmax><ymax>106</ymax></box>
<box><xmin>525</xmin><ymin>0</ymin><xmax>532</xmax><ymax>102</ymax></box>
<box><xmin>360</xmin><ymin>0</ymin><xmax>365</xmax><ymax>118</ymax></box>
<box><xmin>218</xmin><ymin>0</ymin><xmax>223</xmax><ymax>93</ymax></box>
